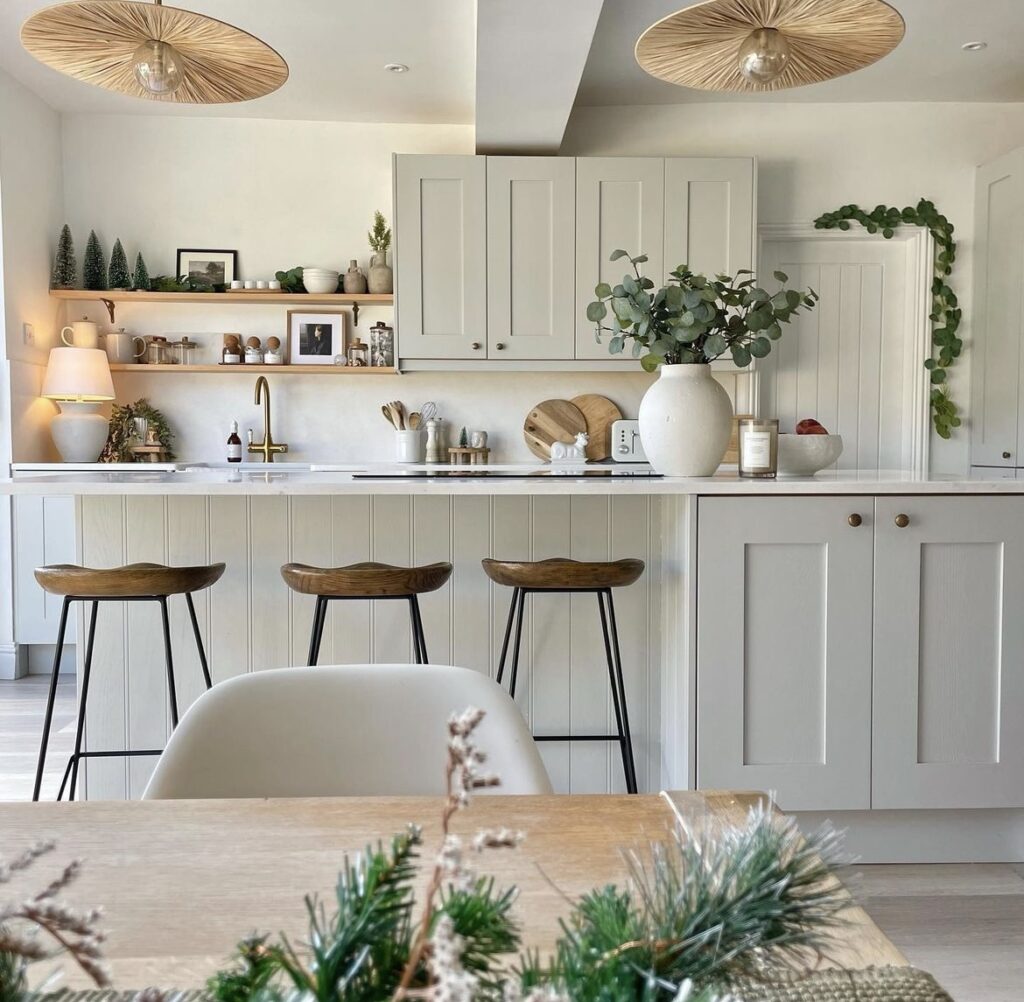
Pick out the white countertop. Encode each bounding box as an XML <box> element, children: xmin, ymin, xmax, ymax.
<box><xmin>2</xmin><ymin>464</ymin><xmax>1022</xmax><ymax>496</ymax></box>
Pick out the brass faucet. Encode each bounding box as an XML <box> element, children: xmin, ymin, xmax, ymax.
<box><xmin>248</xmin><ymin>375</ymin><xmax>288</xmax><ymax>463</ymax></box>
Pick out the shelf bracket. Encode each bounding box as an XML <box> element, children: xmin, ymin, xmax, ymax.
<box><xmin>352</xmin><ymin>301</ymin><xmax>360</xmax><ymax>327</ymax></box>
<box><xmin>100</xmin><ymin>298</ymin><xmax>116</xmax><ymax>324</ymax></box>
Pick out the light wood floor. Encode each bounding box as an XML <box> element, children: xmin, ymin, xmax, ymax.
<box><xmin>0</xmin><ymin>678</ymin><xmax>1022</xmax><ymax>1000</ymax></box>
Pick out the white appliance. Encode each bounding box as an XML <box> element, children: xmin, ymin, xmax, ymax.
<box><xmin>611</xmin><ymin>419</ymin><xmax>647</xmax><ymax>462</ymax></box>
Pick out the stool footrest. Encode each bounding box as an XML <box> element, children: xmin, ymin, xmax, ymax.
<box><xmin>534</xmin><ymin>734</ymin><xmax>627</xmax><ymax>742</ymax></box>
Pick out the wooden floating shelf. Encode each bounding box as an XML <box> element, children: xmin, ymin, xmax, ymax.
<box><xmin>109</xmin><ymin>364</ymin><xmax>399</xmax><ymax>375</ymax></box>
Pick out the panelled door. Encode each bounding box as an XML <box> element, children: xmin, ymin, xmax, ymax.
<box><xmin>696</xmin><ymin>496</ymin><xmax>874</xmax><ymax>811</ymax></box>
<box><xmin>395</xmin><ymin>154</ymin><xmax>487</xmax><ymax>359</ymax></box>
<box><xmin>574</xmin><ymin>157</ymin><xmax>665</xmax><ymax>359</ymax></box>
<box><xmin>872</xmin><ymin>496</ymin><xmax>1024</xmax><ymax>808</ymax></box>
<box><xmin>486</xmin><ymin>157</ymin><xmax>575</xmax><ymax>359</ymax></box>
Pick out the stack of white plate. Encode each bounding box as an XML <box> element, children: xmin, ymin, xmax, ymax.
<box><xmin>302</xmin><ymin>267</ymin><xmax>339</xmax><ymax>294</ymax></box>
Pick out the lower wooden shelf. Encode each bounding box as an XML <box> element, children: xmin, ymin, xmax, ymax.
<box><xmin>109</xmin><ymin>364</ymin><xmax>398</xmax><ymax>375</ymax></box>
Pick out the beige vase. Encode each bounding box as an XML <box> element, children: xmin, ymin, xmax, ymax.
<box><xmin>367</xmin><ymin>251</ymin><xmax>393</xmax><ymax>294</ymax></box>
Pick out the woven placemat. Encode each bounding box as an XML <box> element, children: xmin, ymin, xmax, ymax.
<box><xmin>731</xmin><ymin>966</ymin><xmax>954</xmax><ymax>1001</ymax></box>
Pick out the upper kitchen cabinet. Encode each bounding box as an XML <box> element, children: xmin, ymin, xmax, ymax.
<box><xmin>487</xmin><ymin>157</ymin><xmax>576</xmax><ymax>360</ymax></box>
<box><xmin>970</xmin><ymin>147</ymin><xmax>1024</xmax><ymax>468</ymax></box>
<box><xmin>394</xmin><ymin>155</ymin><xmax>487</xmax><ymax>360</ymax></box>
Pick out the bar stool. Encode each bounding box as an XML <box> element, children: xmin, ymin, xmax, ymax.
<box><xmin>281</xmin><ymin>561</ymin><xmax>453</xmax><ymax>665</ymax></box>
<box><xmin>32</xmin><ymin>561</ymin><xmax>225</xmax><ymax>802</ymax></box>
<box><xmin>482</xmin><ymin>556</ymin><xmax>644</xmax><ymax>794</ymax></box>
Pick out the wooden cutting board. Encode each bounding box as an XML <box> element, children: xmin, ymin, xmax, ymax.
<box><xmin>571</xmin><ymin>393</ymin><xmax>623</xmax><ymax>461</ymax></box>
<box><xmin>523</xmin><ymin>399</ymin><xmax>587</xmax><ymax>460</ymax></box>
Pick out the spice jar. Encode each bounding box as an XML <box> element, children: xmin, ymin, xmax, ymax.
<box><xmin>145</xmin><ymin>336</ymin><xmax>170</xmax><ymax>365</ymax></box>
<box><xmin>738</xmin><ymin>418</ymin><xmax>779</xmax><ymax>478</ymax></box>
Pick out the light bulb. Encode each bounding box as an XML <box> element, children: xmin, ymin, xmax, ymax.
<box><xmin>132</xmin><ymin>38</ymin><xmax>183</xmax><ymax>95</ymax></box>
<box><xmin>737</xmin><ymin>27</ymin><xmax>790</xmax><ymax>85</ymax></box>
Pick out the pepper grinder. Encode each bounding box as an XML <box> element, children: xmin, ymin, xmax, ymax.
<box><xmin>425</xmin><ymin>417</ymin><xmax>445</xmax><ymax>464</ymax></box>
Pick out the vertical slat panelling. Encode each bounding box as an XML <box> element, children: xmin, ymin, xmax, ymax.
<box><xmin>857</xmin><ymin>264</ymin><xmax>884</xmax><ymax>470</ymax></box>
<box><xmin>795</xmin><ymin>264</ymin><xmax>822</xmax><ymax>423</ymax></box>
<box><xmin>289</xmin><ymin>497</ymin><xmax>334</xmax><ymax>667</ymax></box>
<box><xmin>79</xmin><ymin>496</ymin><xmax>127</xmax><ymax>799</ymax></box>
<box><xmin>837</xmin><ymin>264</ymin><xmax>863</xmax><ymax>464</ymax></box>
<box><xmin>412</xmin><ymin>496</ymin><xmax>453</xmax><ymax>666</ymax></box>
<box><xmin>371</xmin><ymin>496</ymin><xmax>413</xmax><ymax>662</ymax></box>
<box><xmin>815</xmin><ymin>264</ymin><xmax>843</xmax><ymax>437</ymax></box>
<box><xmin>529</xmin><ymin>497</ymin><xmax>572</xmax><ymax>792</ymax></box>
<box><xmin>491</xmin><ymin>496</ymin><xmax>533</xmax><ymax>694</ymax></box>
<box><xmin>452</xmin><ymin>496</ymin><xmax>492</xmax><ymax>674</ymax></box>
<box><xmin>249</xmin><ymin>497</ymin><xmax>291</xmax><ymax>670</ymax></box>
<box><xmin>328</xmin><ymin>497</ymin><xmax>372</xmax><ymax>663</ymax></box>
<box><xmin>568</xmin><ymin>497</ymin><xmax>612</xmax><ymax>792</ymax></box>
<box><xmin>208</xmin><ymin>497</ymin><xmax>250</xmax><ymax>680</ymax></box>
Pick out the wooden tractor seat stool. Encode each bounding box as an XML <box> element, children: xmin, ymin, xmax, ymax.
<box><xmin>482</xmin><ymin>557</ymin><xmax>644</xmax><ymax>794</ymax></box>
<box><xmin>281</xmin><ymin>561</ymin><xmax>453</xmax><ymax>666</ymax></box>
<box><xmin>32</xmin><ymin>561</ymin><xmax>225</xmax><ymax>801</ymax></box>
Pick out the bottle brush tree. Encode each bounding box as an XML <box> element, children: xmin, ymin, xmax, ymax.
<box><xmin>83</xmin><ymin>230</ymin><xmax>107</xmax><ymax>291</ymax></box>
<box><xmin>108</xmin><ymin>238</ymin><xmax>131</xmax><ymax>289</ymax></box>
<box><xmin>132</xmin><ymin>252</ymin><xmax>150</xmax><ymax>292</ymax></box>
<box><xmin>368</xmin><ymin>210</ymin><xmax>391</xmax><ymax>255</ymax></box>
<box><xmin>50</xmin><ymin>224</ymin><xmax>77</xmax><ymax>289</ymax></box>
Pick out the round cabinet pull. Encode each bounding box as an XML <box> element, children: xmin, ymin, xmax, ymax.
<box><xmin>496</xmin><ymin>342</ymin><xmax>506</xmax><ymax>351</ymax></box>
<box><xmin>848</xmin><ymin>513</ymin><xmax>862</xmax><ymax>527</ymax></box>
<box><xmin>471</xmin><ymin>341</ymin><xmax>481</xmax><ymax>350</ymax></box>
<box><xmin>894</xmin><ymin>513</ymin><xmax>910</xmax><ymax>528</ymax></box>
<box><xmin>1004</xmin><ymin>451</ymin><xmax>1012</xmax><ymax>459</ymax></box>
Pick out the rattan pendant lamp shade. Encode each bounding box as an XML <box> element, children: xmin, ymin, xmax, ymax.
<box><xmin>21</xmin><ymin>0</ymin><xmax>288</xmax><ymax>104</ymax></box>
<box><xmin>635</xmin><ymin>0</ymin><xmax>905</xmax><ymax>93</ymax></box>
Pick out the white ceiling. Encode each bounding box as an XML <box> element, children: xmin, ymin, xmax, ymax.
<box><xmin>577</xmin><ymin>0</ymin><xmax>1024</xmax><ymax>106</ymax></box>
<box><xmin>0</xmin><ymin>0</ymin><xmax>476</xmax><ymax>122</ymax></box>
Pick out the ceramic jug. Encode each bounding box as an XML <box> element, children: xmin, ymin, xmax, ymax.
<box><xmin>343</xmin><ymin>259</ymin><xmax>368</xmax><ymax>294</ymax></box>
<box><xmin>367</xmin><ymin>251</ymin><xmax>393</xmax><ymax>294</ymax></box>
<box><xmin>60</xmin><ymin>317</ymin><xmax>99</xmax><ymax>349</ymax></box>
<box><xmin>104</xmin><ymin>328</ymin><xmax>146</xmax><ymax>364</ymax></box>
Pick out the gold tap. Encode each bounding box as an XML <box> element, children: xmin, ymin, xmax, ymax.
<box><xmin>248</xmin><ymin>375</ymin><xmax>288</xmax><ymax>463</ymax></box>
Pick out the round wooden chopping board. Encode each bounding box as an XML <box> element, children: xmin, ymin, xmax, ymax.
<box><xmin>571</xmin><ymin>394</ymin><xmax>624</xmax><ymax>461</ymax></box>
<box><xmin>523</xmin><ymin>399</ymin><xmax>587</xmax><ymax>460</ymax></box>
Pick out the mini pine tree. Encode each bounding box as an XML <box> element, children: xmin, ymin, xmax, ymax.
<box><xmin>368</xmin><ymin>210</ymin><xmax>391</xmax><ymax>254</ymax></box>
<box><xmin>50</xmin><ymin>224</ymin><xmax>77</xmax><ymax>289</ymax></box>
<box><xmin>82</xmin><ymin>230</ymin><xmax>106</xmax><ymax>290</ymax></box>
<box><xmin>108</xmin><ymin>238</ymin><xmax>131</xmax><ymax>289</ymax></box>
<box><xmin>132</xmin><ymin>252</ymin><xmax>150</xmax><ymax>292</ymax></box>
<box><xmin>459</xmin><ymin>426</ymin><xmax>469</xmax><ymax>447</ymax></box>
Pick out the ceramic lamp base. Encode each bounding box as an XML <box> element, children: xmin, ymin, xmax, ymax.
<box><xmin>51</xmin><ymin>401</ymin><xmax>109</xmax><ymax>463</ymax></box>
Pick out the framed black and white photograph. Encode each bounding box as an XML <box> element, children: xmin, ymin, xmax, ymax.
<box><xmin>176</xmin><ymin>248</ymin><xmax>238</xmax><ymax>290</ymax></box>
<box><xmin>287</xmin><ymin>310</ymin><xmax>346</xmax><ymax>365</ymax></box>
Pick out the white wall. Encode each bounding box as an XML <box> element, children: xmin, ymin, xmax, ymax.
<box><xmin>563</xmin><ymin>101</ymin><xmax>1024</xmax><ymax>474</ymax></box>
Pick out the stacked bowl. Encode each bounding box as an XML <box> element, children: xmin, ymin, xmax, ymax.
<box><xmin>302</xmin><ymin>267</ymin><xmax>339</xmax><ymax>294</ymax></box>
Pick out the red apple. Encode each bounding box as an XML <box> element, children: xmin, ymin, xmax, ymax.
<box><xmin>795</xmin><ymin>418</ymin><xmax>829</xmax><ymax>435</ymax></box>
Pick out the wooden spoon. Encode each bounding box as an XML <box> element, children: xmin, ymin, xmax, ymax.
<box><xmin>382</xmin><ymin>404</ymin><xmax>398</xmax><ymax>429</ymax></box>
<box><xmin>408</xmin><ymin>411</ymin><xmax>421</xmax><ymax>430</ymax></box>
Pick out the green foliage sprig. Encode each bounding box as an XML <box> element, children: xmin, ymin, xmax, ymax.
<box><xmin>274</xmin><ymin>267</ymin><xmax>306</xmax><ymax>294</ymax></box>
<box><xmin>587</xmin><ymin>251</ymin><xmax>819</xmax><ymax>372</ymax></box>
<box><xmin>814</xmin><ymin>199</ymin><xmax>962</xmax><ymax>439</ymax></box>
<box><xmin>101</xmin><ymin>399</ymin><xmax>176</xmax><ymax>462</ymax></box>
<box><xmin>368</xmin><ymin>211</ymin><xmax>392</xmax><ymax>254</ymax></box>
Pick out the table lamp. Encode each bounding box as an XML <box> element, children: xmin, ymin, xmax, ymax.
<box><xmin>42</xmin><ymin>347</ymin><xmax>115</xmax><ymax>462</ymax></box>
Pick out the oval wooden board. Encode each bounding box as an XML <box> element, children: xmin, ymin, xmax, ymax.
<box><xmin>524</xmin><ymin>399</ymin><xmax>587</xmax><ymax>460</ymax></box>
<box><xmin>571</xmin><ymin>393</ymin><xmax>624</xmax><ymax>461</ymax></box>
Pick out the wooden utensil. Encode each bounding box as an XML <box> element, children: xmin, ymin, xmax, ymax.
<box><xmin>382</xmin><ymin>404</ymin><xmax>398</xmax><ymax>429</ymax></box>
<box><xmin>523</xmin><ymin>399</ymin><xmax>587</xmax><ymax>460</ymax></box>
<box><xmin>570</xmin><ymin>394</ymin><xmax>624</xmax><ymax>462</ymax></box>
<box><xmin>408</xmin><ymin>411</ymin><xmax>422</xmax><ymax>430</ymax></box>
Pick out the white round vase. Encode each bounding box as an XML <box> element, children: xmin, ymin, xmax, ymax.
<box><xmin>638</xmin><ymin>364</ymin><xmax>733</xmax><ymax>476</ymax></box>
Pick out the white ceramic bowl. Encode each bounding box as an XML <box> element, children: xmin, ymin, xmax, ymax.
<box><xmin>301</xmin><ymin>268</ymin><xmax>339</xmax><ymax>294</ymax></box>
<box><xmin>777</xmin><ymin>434</ymin><xmax>843</xmax><ymax>476</ymax></box>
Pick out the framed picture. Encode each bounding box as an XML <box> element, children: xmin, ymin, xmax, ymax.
<box><xmin>176</xmin><ymin>248</ymin><xmax>238</xmax><ymax>290</ymax></box>
<box><xmin>288</xmin><ymin>310</ymin><xmax>346</xmax><ymax>364</ymax></box>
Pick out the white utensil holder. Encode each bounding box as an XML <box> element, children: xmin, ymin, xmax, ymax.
<box><xmin>395</xmin><ymin>429</ymin><xmax>426</xmax><ymax>463</ymax></box>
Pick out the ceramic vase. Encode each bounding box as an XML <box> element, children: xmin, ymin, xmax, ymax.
<box><xmin>638</xmin><ymin>363</ymin><xmax>733</xmax><ymax>476</ymax></box>
<box><xmin>367</xmin><ymin>251</ymin><xmax>393</xmax><ymax>294</ymax></box>
<box><xmin>343</xmin><ymin>259</ymin><xmax>367</xmax><ymax>294</ymax></box>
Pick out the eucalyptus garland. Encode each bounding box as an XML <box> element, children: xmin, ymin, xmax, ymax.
<box><xmin>813</xmin><ymin>199</ymin><xmax>962</xmax><ymax>439</ymax></box>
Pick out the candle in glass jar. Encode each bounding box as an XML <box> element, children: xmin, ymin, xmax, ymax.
<box><xmin>738</xmin><ymin>418</ymin><xmax>778</xmax><ymax>478</ymax></box>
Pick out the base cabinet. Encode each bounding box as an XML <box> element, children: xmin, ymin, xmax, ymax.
<box><xmin>13</xmin><ymin>495</ymin><xmax>76</xmax><ymax>645</ymax></box>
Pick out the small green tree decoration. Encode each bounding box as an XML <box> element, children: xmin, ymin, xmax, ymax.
<box><xmin>369</xmin><ymin>210</ymin><xmax>392</xmax><ymax>255</ymax></box>
<box><xmin>82</xmin><ymin>230</ymin><xmax>107</xmax><ymax>290</ymax></box>
<box><xmin>108</xmin><ymin>238</ymin><xmax>131</xmax><ymax>289</ymax></box>
<box><xmin>132</xmin><ymin>252</ymin><xmax>150</xmax><ymax>292</ymax></box>
<box><xmin>814</xmin><ymin>198</ymin><xmax>961</xmax><ymax>439</ymax></box>
<box><xmin>50</xmin><ymin>224</ymin><xmax>77</xmax><ymax>289</ymax></box>
<box><xmin>588</xmin><ymin>251</ymin><xmax>819</xmax><ymax>371</ymax></box>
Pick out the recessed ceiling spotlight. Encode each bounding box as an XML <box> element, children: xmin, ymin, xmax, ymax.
<box><xmin>962</xmin><ymin>41</ymin><xmax>988</xmax><ymax>51</ymax></box>
<box><xmin>384</xmin><ymin>62</ymin><xmax>409</xmax><ymax>73</ymax></box>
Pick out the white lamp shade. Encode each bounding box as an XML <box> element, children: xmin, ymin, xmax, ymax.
<box><xmin>42</xmin><ymin>347</ymin><xmax>114</xmax><ymax>401</ymax></box>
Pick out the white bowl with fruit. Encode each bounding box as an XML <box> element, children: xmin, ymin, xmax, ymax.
<box><xmin>777</xmin><ymin>420</ymin><xmax>843</xmax><ymax>476</ymax></box>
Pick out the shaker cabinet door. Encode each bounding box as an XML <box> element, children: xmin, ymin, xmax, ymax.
<box><xmin>872</xmin><ymin>497</ymin><xmax>1024</xmax><ymax>808</ymax></box>
<box><xmin>486</xmin><ymin>157</ymin><xmax>576</xmax><ymax>359</ymax></box>
<box><xmin>696</xmin><ymin>497</ymin><xmax>873</xmax><ymax>811</ymax></box>
<box><xmin>395</xmin><ymin>154</ymin><xmax>487</xmax><ymax>360</ymax></box>
<box><xmin>13</xmin><ymin>495</ymin><xmax>77</xmax><ymax>645</ymax></box>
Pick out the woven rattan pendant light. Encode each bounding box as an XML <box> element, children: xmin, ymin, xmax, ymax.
<box><xmin>21</xmin><ymin>0</ymin><xmax>288</xmax><ymax>104</ymax></box>
<box><xmin>635</xmin><ymin>0</ymin><xmax>905</xmax><ymax>93</ymax></box>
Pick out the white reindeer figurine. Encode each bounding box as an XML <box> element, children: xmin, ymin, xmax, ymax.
<box><xmin>550</xmin><ymin>431</ymin><xmax>589</xmax><ymax>463</ymax></box>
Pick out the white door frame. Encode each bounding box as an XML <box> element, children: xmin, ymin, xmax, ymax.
<box><xmin>757</xmin><ymin>223</ymin><xmax>933</xmax><ymax>476</ymax></box>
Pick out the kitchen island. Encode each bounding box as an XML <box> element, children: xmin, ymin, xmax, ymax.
<box><xmin>3</xmin><ymin>467</ymin><xmax>1023</xmax><ymax>863</ymax></box>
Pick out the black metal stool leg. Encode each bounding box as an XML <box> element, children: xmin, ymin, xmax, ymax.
<box><xmin>597</xmin><ymin>590</ymin><xmax>630</xmax><ymax>789</ymax></box>
<box><xmin>508</xmin><ymin>588</ymin><xmax>527</xmax><ymax>700</ymax></box>
<box><xmin>495</xmin><ymin>587</ymin><xmax>520</xmax><ymax>686</ymax></box>
<box><xmin>605</xmin><ymin>589</ymin><xmax>638</xmax><ymax>794</ymax></box>
<box><xmin>307</xmin><ymin>596</ymin><xmax>327</xmax><ymax>666</ymax></box>
<box><xmin>159</xmin><ymin>596</ymin><xmax>179</xmax><ymax>728</ymax></box>
<box><xmin>185</xmin><ymin>592</ymin><xmax>213</xmax><ymax>689</ymax></box>
<box><xmin>33</xmin><ymin>596</ymin><xmax>71</xmax><ymax>802</ymax></box>
<box><xmin>410</xmin><ymin>596</ymin><xmax>429</xmax><ymax>664</ymax></box>
<box><xmin>68</xmin><ymin>601</ymin><xmax>99</xmax><ymax>801</ymax></box>
<box><xmin>407</xmin><ymin>597</ymin><xmax>423</xmax><ymax>663</ymax></box>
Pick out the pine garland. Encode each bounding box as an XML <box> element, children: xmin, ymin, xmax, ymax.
<box><xmin>814</xmin><ymin>199</ymin><xmax>962</xmax><ymax>440</ymax></box>
<box><xmin>82</xmin><ymin>230</ymin><xmax>107</xmax><ymax>291</ymax></box>
<box><xmin>50</xmin><ymin>224</ymin><xmax>77</xmax><ymax>289</ymax></box>
<box><xmin>108</xmin><ymin>239</ymin><xmax>131</xmax><ymax>290</ymax></box>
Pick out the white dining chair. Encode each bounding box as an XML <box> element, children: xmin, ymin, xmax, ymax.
<box><xmin>142</xmin><ymin>663</ymin><xmax>553</xmax><ymax>799</ymax></box>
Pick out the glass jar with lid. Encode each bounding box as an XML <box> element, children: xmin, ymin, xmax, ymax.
<box><xmin>346</xmin><ymin>338</ymin><xmax>368</xmax><ymax>367</ymax></box>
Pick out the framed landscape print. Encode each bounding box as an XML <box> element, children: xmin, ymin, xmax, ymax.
<box><xmin>176</xmin><ymin>248</ymin><xmax>238</xmax><ymax>290</ymax></box>
<box><xmin>288</xmin><ymin>310</ymin><xmax>346</xmax><ymax>365</ymax></box>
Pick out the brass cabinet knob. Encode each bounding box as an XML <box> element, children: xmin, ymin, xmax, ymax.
<box><xmin>471</xmin><ymin>341</ymin><xmax>481</xmax><ymax>350</ymax></box>
<box><xmin>496</xmin><ymin>342</ymin><xmax>506</xmax><ymax>351</ymax></box>
<box><xmin>1004</xmin><ymin>451</ymin><xmax>1012</xmax><ymax>459</ymax></box>
<box><xmin>848</xmin><ymin>513</ymin><xmax>862</xmax><ymax>527</ymax></box>
<box><xmin>894</xmin><ymin>513</ymin><xmax>910</xmax><ymax>528</ymax></box>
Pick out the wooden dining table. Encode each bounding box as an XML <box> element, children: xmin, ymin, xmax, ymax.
<box><xmin>0</xmin><ymin>790</ymin><xmax>905</xmax><ymax>990</ymax></box>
